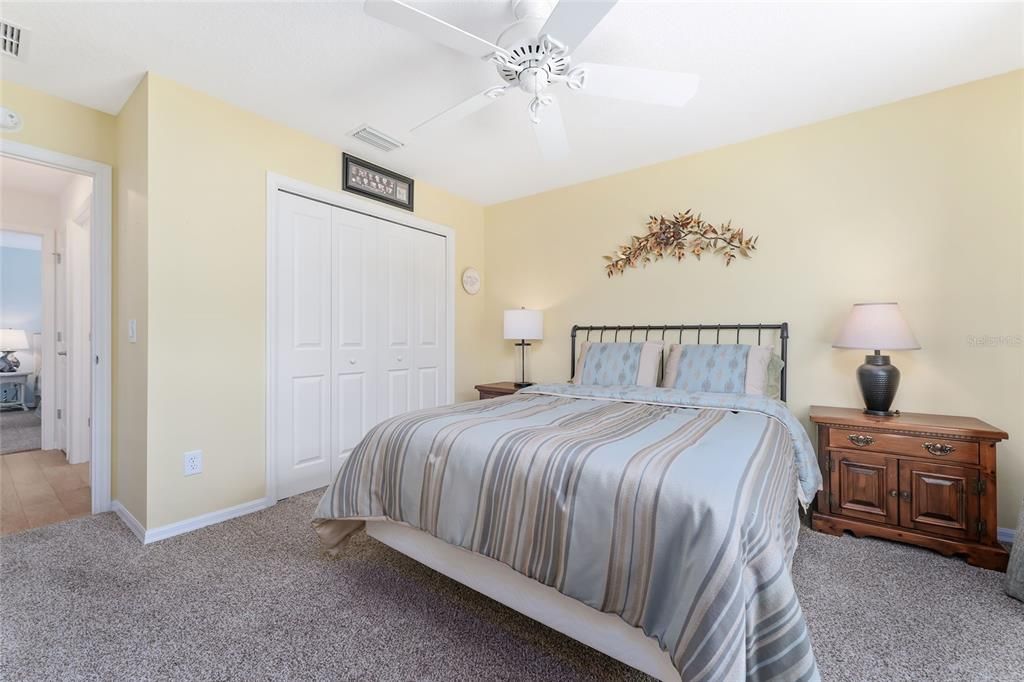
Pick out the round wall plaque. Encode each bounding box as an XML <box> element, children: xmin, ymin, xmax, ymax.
<box><xmin>461</xmin><ymin>267</ymin><xmax>481</xmax><ymax>295</ymax></box>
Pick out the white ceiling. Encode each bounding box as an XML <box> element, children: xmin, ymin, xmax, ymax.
<box><xmin>1</xmin><ymin>1</ymin><xmax>1021</xmax><ymax>205</ymax></box>
<box><xmin>0</xmin><ymin>155</ymin><xmax>78</xmax><ymax>197</ymax></box>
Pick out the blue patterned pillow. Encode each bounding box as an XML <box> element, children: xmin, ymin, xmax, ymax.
<box><xmin>672</xmin><ymin>344</ymin><xmax>751</xmax><ymax>394</ymax></box>
<box><xmin>579</xmin><ymin>342</ymin><xmax>644</xmax><ymax>386</ymax></box>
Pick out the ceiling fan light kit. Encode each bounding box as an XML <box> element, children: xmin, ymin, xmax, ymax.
<box><xmin>364</xmin><ymin>0</ymin><xmax>699</xmax><ymax>159</ymax></box>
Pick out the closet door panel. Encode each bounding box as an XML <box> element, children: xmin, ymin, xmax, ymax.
<box><xmin>331</xmin><ymin>208</ymin><xmax>378</xmax><ymax>475</ymax></box>
<box><xmin>378</xmin><ymin>224</ymin><xmax>415</xmax><ymax>419</ymax></box>
<box><xmin>275</xmin><ymin>193</ymin><xmax>332</xmax><ymax>499</ymax></box>
<box><xmin>413</xmin><ymin>230</ymin><xmax>447</xmax><ymax>409</ymax></box>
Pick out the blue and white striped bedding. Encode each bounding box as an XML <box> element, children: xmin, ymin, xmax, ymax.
<box><xmin>314</xmin><ymin>383</ymin><xmax>823</xmax><ymax>680</ymax></box>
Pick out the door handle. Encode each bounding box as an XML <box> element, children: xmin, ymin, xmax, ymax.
<box><xmin>57</xmin><ymin>351</ymin><xmax>68</xmax><ymax>356</ymax></box>
<box><xmin>396</xmin><ymin>356</ymin><xmax>404</xmax><ymax>362</ymax></box>
<box><xmin>899</xmin><ymin>491</ymin><xmax>912</xmax><ymax>501</ymax></box>
<box><xmin>349</xmin><ymin>359</ymin><xmax>357</xmax><ymax>365</ymax></box>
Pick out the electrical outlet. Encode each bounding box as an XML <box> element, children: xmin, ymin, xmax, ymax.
<box><xmin>183</xmin><ymin>450</ymin><xmax>203</xmax><ymax>476</ymax></box>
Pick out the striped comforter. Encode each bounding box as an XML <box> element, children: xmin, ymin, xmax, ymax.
<box><xmin>314</xmin><ymin>384</ymin><xmax>823</xmax><ymax>681</ymax></box>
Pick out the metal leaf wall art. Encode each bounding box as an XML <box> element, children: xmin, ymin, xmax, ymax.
<box><xmin>604</xmin><ymin>210</ymin><xmax>758</xmax><ymax>277</ymax></box>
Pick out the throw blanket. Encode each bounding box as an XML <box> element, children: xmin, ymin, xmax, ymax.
<box><xmin>314</xmin><ymin>384</ymin><xmax>823</xmax><ymax>681</ymax></box>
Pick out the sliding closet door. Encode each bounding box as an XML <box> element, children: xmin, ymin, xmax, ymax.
<box><xmin>378</xmin><ymin>222</ymin><xmax>415</xmax><ymax>420</ymax></box>
<box><xmin>331</xmin><ymin>207</ymin><xmax>378</xmax><ymax>474</ymax></box>
<box><xmin>413</xmin><ymin>230</ymin><xmax>447</xmax><ymax>409</ymax></box>
<box><xmin>275</xmin><ymin>193</ymin><xmax>333</xmax><ymax>499</ymax></box>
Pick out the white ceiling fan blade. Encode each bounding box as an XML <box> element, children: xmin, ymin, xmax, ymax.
<box><xmin>532</xmin><ymin>97</ymin><xmax>569</xmax><ymax>161</ymax></box>
<box><xmin>574</xmin><ymin>63</ymin><xmax>699</xmax><ymax>108</ymax></box>
<box><xmin>411</xmin><ymin>87</ymin><xmax>508</xmax><ymax>136</ymax></box>
<box><xmin>539</xmin><ymin>0</ymin><xmax>618</xmax><ymax>52</ymax></box>
<box><xmin>364</xmin><ymin>0</ymin><xmax>505</xmax><ymax>59</ymax></box>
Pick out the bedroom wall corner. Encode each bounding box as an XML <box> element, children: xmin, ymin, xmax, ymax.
<box><xmin>112</xmin><ymin>74</ymin><xmax>150</xmax><ymax>525</ymax></box>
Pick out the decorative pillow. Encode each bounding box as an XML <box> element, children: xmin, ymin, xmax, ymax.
<box><xmin>661</xmin><ymin>344</ymin><xmax>774</xmax><ymax>395</ymax></box>
<box><xmin>572</xmin><ymin>341</ymin><xmax>663</xmax><ymax>387</ymax></box>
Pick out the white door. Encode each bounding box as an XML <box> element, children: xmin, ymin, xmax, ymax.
<box><xmin>412</xmin><ymin>230</ymin><xmax>447</xmax><ymax>409</ymax></box>
<box><xmin>378</xmin><ymin>222</ymin><xmax>415</xmax><ymax>420</ymax></box>
<box><xmin>273</xmin><ymin>191</ymin><xmax>450</xmax><ymax>500</ymax></box>
<box><xmin>275</xmin><ymin>193</ymin><xmax>333</xmax><ymax>499</ymax></box>
<box><xmin>331</xmin><ymin>207</ymin><xmax>378</xmax><ymax>475</ymax></box>
<box><xmin>66</xmin><ymin>210</ymin><xmax>92</xmax><ymax>464</ymax></box>
<box><xmin>54</xmin><ymin>226</ymin><xmax>68</xmax><ymax>452</ymax></box>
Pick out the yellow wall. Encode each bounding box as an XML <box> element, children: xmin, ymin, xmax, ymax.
<box><xmin>484</xmin><ymin>70</ymin><xmax>1023</xmax><ymax>528</ymax></box>
<box><xmin>112</xmin><ymin>76</ymin><xmax>149</xmax><ymax>524</ymax></box>
<box><xmin>0</xmin><ymin>80</ymin><xmax>115</xmax><ymax>166</ymax></box>
<box><xmin>144</xmin><ymin>75</ymin><xmax>486</xmax><ymax>527</ymax></box>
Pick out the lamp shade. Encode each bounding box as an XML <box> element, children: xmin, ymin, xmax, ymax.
<box><xmin>0</xmin><ymin>329</ymin><xmax>29</xmax><ymax>351</ymax></box>
<box><xmin>503</xmin><ymin>308</ymin><xmax>543</xmax><ymax>341</ymax></box>
<box><xmin>832</xmin><ymin>303</ymin><xmax>920</xmax><ymax>351</ymax></box>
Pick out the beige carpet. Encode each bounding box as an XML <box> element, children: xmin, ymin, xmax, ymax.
<box><xmin>1</xmin><ymin>491</ymin><xmax>1021</xmax><ymax>681</ymax></box>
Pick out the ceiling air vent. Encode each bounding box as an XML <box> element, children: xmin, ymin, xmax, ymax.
<box><xmin>350</xmin><ymin>125</ymin><xmax>404</xmax><ymax>152</ymax></box>
<box><xmin>0</xmin><ymin>20</ymin><xmax>26</xmax><ymax>60</ymax></box>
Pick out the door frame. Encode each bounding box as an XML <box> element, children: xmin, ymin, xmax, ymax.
<box><xmin>265</xmin><ymin>172</ymin><xmax>455</xmax><ymax>504</ymax></box>
<box><xmin>0</xmin><ymin>140</ymin><xmax>113</xmax><ymax>514</ymax></box>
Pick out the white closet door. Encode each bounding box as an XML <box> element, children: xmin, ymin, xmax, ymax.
<box><xmin>412</xmin><ymin>230</ymin><xmax>447</xmax><ymax>409</ymax></box>
<box><xmin>275</xmin><ymin>193</ymin><xmax>333</xmax><ymax>499</ymax></box>
<box><xmin>378</xmin><ymin>222</ymin><xmax>415</xmax><ymax>420</ymax></box>
<box><xmin>331</xmin><ymin>207</ymin><xmax>378</xmax><ymax>475</ymax></box>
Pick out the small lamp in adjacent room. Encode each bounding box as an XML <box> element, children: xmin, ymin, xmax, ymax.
<box><xmin>504</xmin><ymin>308</ymin><xmax>543</xmax><ymax>388</ymax></box>
<box><xmin>832</xmin><ymin>302</ymin><xmax>920</xmax><ymax>416</ymax></box>
<box><xmin>0</xmin><ymin>328</ymin><xmax>29</xmax><ymax>372</ymax></box>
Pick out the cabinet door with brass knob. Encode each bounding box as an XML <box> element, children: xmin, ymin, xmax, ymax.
<box><xmin>898</xmin><ymin>460</ymin><xmax>980</xmax><ymax>541</ymax></box>
<box><xmin>829</xmin><ymin>450</ymin><xmax>899</xmax><ymax>525</ymax></box>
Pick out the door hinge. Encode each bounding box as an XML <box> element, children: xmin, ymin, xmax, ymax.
<box><xmin>53</xmin><ymin>251</ymin><xmax>62</xmax><ymax>264</ymax></box>
<box><xmin>975</xmin><ymin>479</ymin><xmax>986</xmax><ymax>496</ymax></box>
<box><xmin>977</xmin><ymin>520</ymin><xmax>987</xmax><ymax>535</ymax></box>
<box><xmin>828</xmin><ymin>492</ymin><xmax>835</xmax><ymax>507</ymax></box>
<box><xmin>56</xmin><ymin>408</ymin><xmax>62</xmax><ymax>419</ymax></box>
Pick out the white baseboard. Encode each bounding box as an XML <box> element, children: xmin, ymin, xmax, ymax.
<box><xmin>112</xmin><ymin>497</ymin><xmax>275</xmax><ymax>544</ymax></box>
<box><xmin>111</xmin><ymin>500</ymin><xmax>146</xmax><ymax>543</ymax></box>
<box><xmin>998</xmin><ymin>526</ymin><xmax>1016</xmax><ymax>545</ymax></box>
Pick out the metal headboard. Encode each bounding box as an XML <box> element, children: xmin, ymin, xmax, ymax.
<box><xmin>570</xmin><ymin>323</ymin><xmax>789</xmax><ymax>401</ymax></box>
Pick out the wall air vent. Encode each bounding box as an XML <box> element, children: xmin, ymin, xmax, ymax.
<box><xmin>349</xmin><ymin>125</ymin><xmax>404</xmax><ymax>152</ymax></box>
<box><xmin>0</xmin><ymin>20</ymin><xmax>26</xmax><ymax>60</ymax></box>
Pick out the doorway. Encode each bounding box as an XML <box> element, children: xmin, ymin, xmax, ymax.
<box><xmin>0</xmin><ymin>140</ymin><xmax>112</xmax><ymax>533</ymax></box>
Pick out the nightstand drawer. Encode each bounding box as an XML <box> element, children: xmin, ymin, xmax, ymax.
<box><xmin>828</xmin><ymin>427</ymin><xmax>979</xmax><ymax>464</ymax></box>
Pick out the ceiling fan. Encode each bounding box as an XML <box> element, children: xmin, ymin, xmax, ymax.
<box><xmin>364</xmin><ymin>0</ymin><xmax>700</xmax><ymax>160</ymax></box>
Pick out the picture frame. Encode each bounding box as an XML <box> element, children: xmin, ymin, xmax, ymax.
<box><xmin>342</xmin><ymin>153</ymin><xmax>414</xmax><ymax>211</ymax></box>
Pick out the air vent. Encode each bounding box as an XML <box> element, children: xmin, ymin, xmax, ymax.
<box><xmin>350</xmin><ymin>125</ymin><xmax>404</xmax><ymax>152</ymax></box>
<box><xmin>0</xmin><ymin>20</ymin><xmax>26</xmax><ymax>60</ymax></box>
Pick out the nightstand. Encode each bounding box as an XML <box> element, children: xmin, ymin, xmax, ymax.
<box><xmin>809</xmin><ymin>406</ymin><xmax>1009</xmax><ymax>571</ymax></box>
<box><xmin>474</xmin><ymin>382</ymin><xmax>520</xmax><ymax>400</ymax></box>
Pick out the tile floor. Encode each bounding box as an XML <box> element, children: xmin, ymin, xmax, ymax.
<box><xmin>0</xmin><ymin>450</ymin><xmax>91</xmax><ymax>536</ymax></box>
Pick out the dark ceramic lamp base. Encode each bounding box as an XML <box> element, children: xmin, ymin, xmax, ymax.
<box><xmin>858</xmin><ymin>352</ymin><xmax>900</xmax><ymax>416</ymax></box>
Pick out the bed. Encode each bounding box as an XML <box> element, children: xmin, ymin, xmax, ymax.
<box><xmin>314</xmin><ymin>323</ymin><xmax>823</xmax><ymax>681</ymax></box>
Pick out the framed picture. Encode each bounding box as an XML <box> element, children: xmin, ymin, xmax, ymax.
<box><xmin>342</xmin><ymin>153</ymin><xmax>414</xmax><ymax>211</ymax></box>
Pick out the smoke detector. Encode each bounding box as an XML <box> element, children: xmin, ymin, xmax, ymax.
<box><xmin>0</xmin><ymin>107</ymin><xmax>22</xmax><ymax>132</ymax></box>
<box><xmin>0</xmin><ymin>19</ymin><xmax>27</xmax><ymax>60</ymax></box>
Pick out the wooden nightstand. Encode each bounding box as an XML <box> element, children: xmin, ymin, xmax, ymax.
<box><xmin>809</xmin><ymin>406</ymin><xmax>1009</xmax><ymax>571</ymax></box>
<box><xmin>474</xmin><ymin>382</ymin><xmax>520</xmax><ymax>400</ymax></box>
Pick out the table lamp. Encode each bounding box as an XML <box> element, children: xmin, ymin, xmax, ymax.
<box><xmin>504</xmin><ymin>308</ymin><xmax>543</xmax><ymax>388</ymax></box>
<box><xmin>832</xmin><ymin>303</ymin><xmax>920</xmax><ymax>416</ymax></box>
<box><xmin>0</xmin><ymin>328</ymin><xmax>29</xmax><ymax>372</ymax></box>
